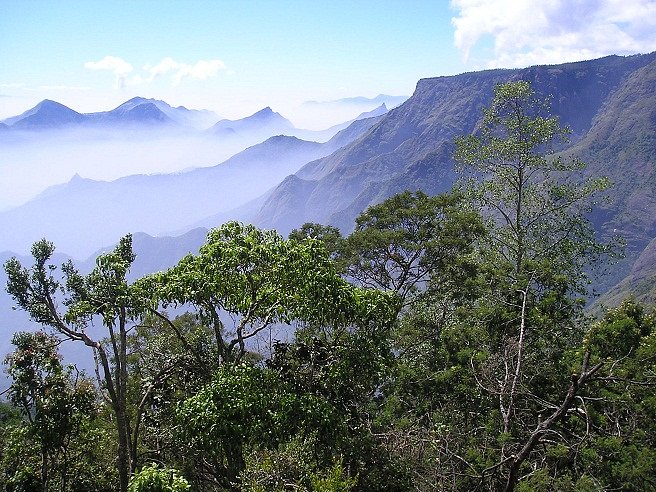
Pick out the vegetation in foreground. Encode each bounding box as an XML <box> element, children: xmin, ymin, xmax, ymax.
<box><xmin>1</xmin><ymin>82</ymin><xmax>654</xmax><ymax>492</ymax></box>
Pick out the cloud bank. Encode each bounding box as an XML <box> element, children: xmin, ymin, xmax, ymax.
<box><xmin>85</xmin><ymin>56</ymin><xmax>134</xmax><ymax>88</ymax></box>
<box><xmin>85</xmin><ymin>56</ymin><xmax>226</xmax><ymax>88</ymax></box>
<box><xmin>451</xmin><ymin>0</ymin><xmax>656</xmax><ymax>68</ymax></box>
<box><xmin>145</xmin><ymin>58</ymin><xmax>226</xmax><ymax>85</ymax></box>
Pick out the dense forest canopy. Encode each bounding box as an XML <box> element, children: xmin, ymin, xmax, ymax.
<box><xmin>1</xmin><ymin>81</ymin><xmax>655</xmax><ymax>492</ymax></box>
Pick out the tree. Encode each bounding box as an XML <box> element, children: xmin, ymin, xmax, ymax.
<box><xmin>2</xmin><ymin>331</ymin><xmax>111</xmax><ymax>492</ymax></box>
<box><xmin>5</xmin><ymin>237</ymin><xmax>142</xmax><ymax>492</ymax></box>
<box><xmin>136</xmin><ymin>221</ymin><xmax>398</xmax><ymax>365</ymax></box>
<box><xmin>340</xmin><ymin>191</ymin><xmax>484</xmax><ymax>308</ymax></box>
<box><xmin>371</xmin><ymin>81</ymin><xmax>619</xmax><ymax>491</ymax></box>
<box><xmin>131</xmin><ymin>222</ymin><xmax>399</xmax><ymax>489</ymax></box>
<box><xmin>176</xmin><ymin>363</ymin><xmax>338</xmax><ymax>488</ymax></box>
<box><xmin>454</xmin><ymin>80</ymin><xmax>610</xmax><ymax>295</ymax></box>
<box><xmin>446</xmin><ymin>80</ymin><xmax>613</xmax><ymax>491</ymax></box>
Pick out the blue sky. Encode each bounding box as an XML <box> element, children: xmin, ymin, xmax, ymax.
<box><xmin>1</xmin><ymin>0</ymin><xmax>655</xmax><ymax>123</ymax></box>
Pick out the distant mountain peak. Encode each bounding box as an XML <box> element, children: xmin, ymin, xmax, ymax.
<box><xmin>125</xmin><ymin>96</ymin><xmax>154</xmax><ymax>104</ymax></box>
<box><xmin>36</xmin><ymin>99</ymin><xmax>62</xmax><ymax>107</ymax></box>
<box><xmin>251</xmin><ymin>107</ymin><xmax>276</xmax><ymax>118</ymax></box>
<box><xmin>2</xmin><ymin>99</ymin><xmax>85</xmax><ymax>129</ymax></box>
<box><xmin>209</xmin><ymin>106</ymin><xmax>294</xmax><ymax>136</ymax></box>
<box><xmin>113</xmin><ymin>97</ymin><xmax>166</xmax><ymax>112</ymax></box>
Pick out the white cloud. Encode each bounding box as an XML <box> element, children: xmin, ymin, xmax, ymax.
<box><xmin>85</xmin><ymin>56</ymin><xmax>226</xmax><ymax>88</ymax></box>
<box><xmin>84</xmin><ymin>56</ymin><xmax>134</xmax><ymax>88</ymax></box>
<box><xmin>145</xmin><ymin>57</ymin><xmax>226</xmax><ymax>85</ymax></box>
<box><xmin>451</xmin><ymin>0</ymin><xmax>656</xmax><ymax>68</ymax></box>
<box><xmin>84</xmin><ymin>56</ymin><xmax>133</xmax><ymax>75</ymax></box>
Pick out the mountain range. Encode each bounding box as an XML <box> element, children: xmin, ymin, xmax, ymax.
<box><xmin>1</xmin><ymin>53</ymin><xmax>655</xmax><ymax>361</ymax></box>
<box><xmin>303</xmin><ymin>94</ymin><xmax>408</xmax><ymax>108</ymax></box>
<box><xmin>248</xmin><ymin>54</ymin><xmax>656</xmax><ymax>300</ymax></box>
<box><xmin>1</xmin><ymin>97</ymin><xmax>221</xmax><ymax>131</ymax></box>
<box><xmin>0</xmin><ymin>111</ymin><xmax>386</xmax><ymax>258</ymax></box>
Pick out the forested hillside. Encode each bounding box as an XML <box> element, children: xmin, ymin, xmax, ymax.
<box><xmin>2</xmin><ymin>81</ymin><xmax>654</xmax><ymax>492</ymax></box>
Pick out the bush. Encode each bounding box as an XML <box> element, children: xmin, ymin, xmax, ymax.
<box><xmin>127</xmin><ymin>464</ymin><xmax>190</xmax><ymax>492</ymax></box>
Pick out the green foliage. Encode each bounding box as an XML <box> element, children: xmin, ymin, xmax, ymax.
<box><xmin>137</xmin><ymin>222</ymin><xmax>399</xmax><ymax>363</ymax></box>
<box><xmin>178</xmin><ymin>364</ymin><xmax>337</xmax><ymax>450</ymax></box>
<box><xmin>177</xmin><ymin>363</ymin><xmax>340</xmax><ymax>486</ymax></box>
<box><xmin>310</xmin><ymin>460</ymin><xmax>357</xmax><ymax>492</ymax></box>
<box><xmin>1</xmin><ymin>333</ymin><xmax>116</xmax><ymax>492</ymax></box>
<box><xmin>240</xmin><ymin>438</ymin><xmax>356</xmax><ymax>492</ymax></box>
<box><xmin>454</xmin><ymin>80</ymin><xmax>611</xmax><ymax>297</ymax></box>
<box><xmin>289</xmin><ymin>223</ymin><xmax>345</xmax><ymax>262</ymax></box>
<box><xmin>5</xmin><ymin>331</ymin><xmax>96</xmax><ymax>448</ymax></box>
<box><xmin>340</xmin><ymin>190</ymin><xmax>484</xmax><ymax>305</ymax></box>
<box><xmin>584</xmin><ymin>298</ymin><xmax>654</xmax><ymax>360</ymax></box>
<box><xmin>0</xmin><ymin>423</ymin><xmax>41</xmax><ymax>492</ymax></box>
<box><xmin>240</xmin><ymin>438</ymin><xmax>317</xmax><ymax>491</ymax></box>
<box><xmin>127</xmin><ymin>464</ymin><xmax>190</xmax><ymax>492</ymax></box>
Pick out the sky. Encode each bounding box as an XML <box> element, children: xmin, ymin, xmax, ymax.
<box><xmin>2</xmin><ymin>0</ymin><xmax>655</xmax><ymax>125</ymax></box>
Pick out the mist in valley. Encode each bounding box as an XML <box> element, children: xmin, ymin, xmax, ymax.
<box><xmin>0</xmin><ymin>128</ymin><xmax>281</xmax><ymax>211</ymax></box>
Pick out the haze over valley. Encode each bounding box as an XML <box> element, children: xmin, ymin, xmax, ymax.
<box><xmin>0</xmin><ymin>95</ymin><xmax>397</xmax><ymax>211</ymax></box>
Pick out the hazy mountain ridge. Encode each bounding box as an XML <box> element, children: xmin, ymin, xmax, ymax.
<box><xmin>0</xmin><ymin>94</ymin><xmax>389</xmax><ymax>211</ymax></box>
<box><xmin>2</xmin><ymin>96</ymin><xmax>221</xmax><ymax>131</ymax></box>
<box><xmin>255</xmin><ymin>54</ymin><xmax>656</xmax><ymax>234</ymax></box>
<box><xmin>209</xmin><ymin>107</ymin><xmax>294</xmax><ymax>138</ymax></box>
<box><xmin>250</xmin><ymin>53</ymin><xmax>656</xmax><ymax>304</ymax></box>
<box><xmin>0</xmin><ymin>113</ymin><xmax>385</xmax><ymax>258</ymax></box>
<box><xmin>303</xmin><ymin>94</ymin><xmax>408</xmax><ymax>108</ymax></box>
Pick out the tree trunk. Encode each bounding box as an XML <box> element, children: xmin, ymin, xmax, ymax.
<box><xmin>41</xmin><ymin>446</ymin><xmax>48</xmax><ymax>492</ymax></box>
<box><xmin>114</xmin><ymin>402</ymin><xmax>132</xmax><ymax>492</ymax></box>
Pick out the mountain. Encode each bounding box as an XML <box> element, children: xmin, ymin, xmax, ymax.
<box><xmin>571</xmin><ymin>57</ymin><xmax>656</xmax><ymax>297</ymax></box>
<box><xmin>90</xmin><ymin>99</ymin><xmax>175</xmax><ymax>127</ymax></box>
<box><xmin>210</xmin><ymin>107</ymin><xmax>294</xmax><ymax>139</ymax></box>
<box><xmin>2</xmin><ymin>97</ymin><xmax>220</xmax><ymax>131</ymax></box>
<box><xmin>256</xmin><ymin>54</ymin><xmax>656</xmax><ymax>231</ymax></box>
<box><xmin>3</xmin><ymin>99</ymin><xmax>87</xmax><ymax>130</ymax></box>
<box><xmin>0</xmin><ymin>112</ymin><xmax>383</xmax><ymax>258</ymax></box>
<box><xmin>303</xmin><ymin>94</ymin><xmax>408</xmax><ymax>108</ymax></box>
<box><xmin>90</xmin><ymin>97</ymin><xmax>219</xmax><ymax>129</ymax></box>
<box><xmin>3</xmin><ymin>54</ymin><xmax>655</xmax><ymax>308</ymax></box>
<box><xmin>253</xmin><ymin>53</ymin><xmax>656</xmax><ymax>304</ymax></box>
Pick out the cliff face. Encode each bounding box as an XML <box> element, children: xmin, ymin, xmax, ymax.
<box><xmin>254</xmin><ymin>53</ymin><xmax>656</xmax><ymax>301</ymax></box>
<box><xmin>256</xmin><ymin>54</ymin><xmax>656</xmax><ymax>238</ymax></box>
